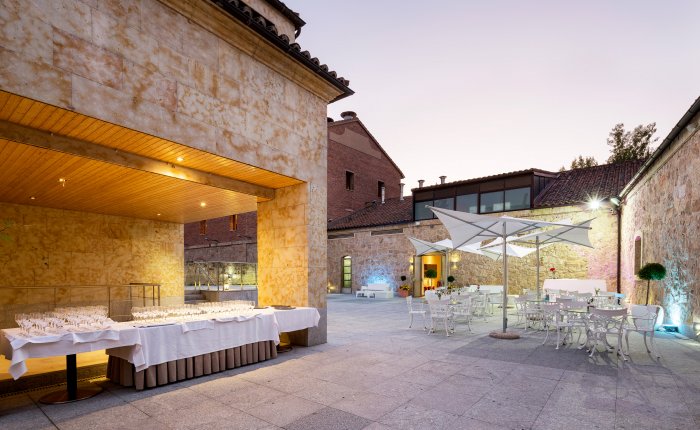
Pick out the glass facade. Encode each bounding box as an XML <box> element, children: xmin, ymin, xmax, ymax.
<box><xmin>480</xmin><ymin>191</ymin><xmax>504</xmax><ymax>213</ymax></box>
<box><xmin>456</xmin><ymin>194</ymin><xmax>478</xmax><ymax>213</ymax></box>
<box><xmin>504</xmin><ymin>187</ymin><xmax>531</xmax><ymax>210</ymax></box>
<box><xmin>414</xmin><ymin>200</ymin><xmax>434</xmax><ymax>220</ymax></box>
<box><xmin>434</xmin><ymin>197</ymin><xmax>454</xmax><ymax>211</ymax></box>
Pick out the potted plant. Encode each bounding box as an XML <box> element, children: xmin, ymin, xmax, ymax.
<box><xmin>424</xmin><ymin>269</ymin><xmax>438</xmax><ymax>289</ymax></box>
<box><xmin>638</xmin><ymin>262</ymin><xmax>666</xmax><ymax>305</ymax></box>
<box><xmin>398</xmin><ymin>275</ymin><xmax>411</xmax><ymax>297</ymax></box>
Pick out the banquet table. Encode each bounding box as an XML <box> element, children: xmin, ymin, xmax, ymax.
<box><xmin>543</xmin><ymin>279</ymin><xmax>607</xmax><ymax>295</ymax></box>
<box><xmin>106</xmin><ymin>307</ymin><xmax>321</xmax><ymax>390</ymax></box>
<box><xmin>0</xmin><ymin>323</ymin><xmax>142</xmax><ymax>403</ymax></box>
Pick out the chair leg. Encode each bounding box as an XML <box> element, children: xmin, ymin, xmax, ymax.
<box><xmin>409</xmin><ymin>313</ymin><xmax>414</xmax><ymax>328</ymax></box>
<box><xmin>422</xmin><ymin>313</ymin><xmax>428</xmax><ymax>331</ymax></box>
<box><xmin>643</xmin><ymin>332</ymin><xmax>650</xmax><ymax>353</ymax></box>
<box><xmin>625</xmin><ymin>330</ymin><xmax>630</xmax><ymax>355</ymax></box>
<box><xmin>555</xmin><ymin>326</ymin><xmax>561</xmax><ymax>350</ymax></box>
<box><xmin>649</xmin><ymin>331</ymin><xmax>660</xmax><ymax>358</ymax></box>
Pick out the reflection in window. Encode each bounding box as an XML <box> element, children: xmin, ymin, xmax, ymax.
<box><xmin>414</xmin><ymin>201</ymin><xmax>434</xmax><ymax>220</ymax></box>
<box><xmin>504</xmin><ymin>188</ymin><xmax>531</xmax><ymax>210</ymax></box>
<box><xmin>480</xmin><ymin>191</ymin><xmax>504</xmax><ymax>213</ymax></box>
<box><xmin>342</xmin><ymin>256</ymin><xmax>352</xmax><ymax>289</ymax></box>
<box><xmin>434</xmin><ymin>198</ymin><xmax>454</xmax><ymax>211</ymax></box>
<box><xmin>456</xmin><ymin>194</ymin><xmax>478</xmax><ymax>213</ymax></box>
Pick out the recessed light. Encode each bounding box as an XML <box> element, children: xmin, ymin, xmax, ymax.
<box><xmin>156</xmin><ymin>213</ymin><xmax>161</xmax><ymax>216</ymax></box>
<box><xmin>58</xmin><ymin>178</ymin><xmax>66</xmax><ymax>187</ymax></box>
<box><xmin>30</xmin><ymin>196</ymin><xmax>36</xmax><ymax>200</ymax></box>
<box><xmin>200</xmin><ymin>202</ymin><xmax>206</xmax><ymax>208</ymax></box>
<box><xmin>176</xmin><ymin>156</ymin><xmax>184</xmax><ymax>162</ymax></box>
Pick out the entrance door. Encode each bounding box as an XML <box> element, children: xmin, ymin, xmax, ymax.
<box><xmin>421</xmin><ymin>254</ymin><xmax>443</xmax><ymax>295</ymax></box>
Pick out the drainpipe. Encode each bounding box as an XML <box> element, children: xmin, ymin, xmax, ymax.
<box><xmin>616</xmin><ymin>205</ymin><xmax>622</xmax><ymax>294</ymax></box>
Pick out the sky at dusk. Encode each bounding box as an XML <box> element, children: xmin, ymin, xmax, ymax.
<box><xmin>290</xmin><ymin>0</ymin><xmax>700</xmax><ymax>192</ymax></box>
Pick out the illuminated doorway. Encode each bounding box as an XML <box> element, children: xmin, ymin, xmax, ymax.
<box><xmin>421</xmin><ymin>253</ymin><xmax>443</xmax><ymax>295</ymax></box>
<box><xmin>341</xmin><ymin>256</ymin><xmax>352</xmax><ymax>294</ymax></box>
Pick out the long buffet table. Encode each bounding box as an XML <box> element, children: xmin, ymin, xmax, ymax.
<box><xmin>1</xmin><ymin>307</ymin><xmax>321</xmax><ymax>393</ymax></box>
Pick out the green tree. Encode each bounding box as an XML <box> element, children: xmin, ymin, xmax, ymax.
<box><xmin>569</xmin><ymin>155</ymin><xmax>598</xmax><ymax>169</ymax></box>
<box><xmin>607</xmin><ymin>123</ymin><xmax>658</xmax><ymax>163</ymax></box>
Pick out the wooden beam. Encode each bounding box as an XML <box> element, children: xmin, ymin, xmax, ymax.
<box><xmin>0</xmin><ymin>120</ymin><xmax>275</xmax><ymax>200</ymax></box>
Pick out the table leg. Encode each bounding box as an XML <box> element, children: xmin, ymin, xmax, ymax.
<box><xmin>39</xmin><ymin>354</ymin><xmax>103</xmax><ymax>404</ymax></box>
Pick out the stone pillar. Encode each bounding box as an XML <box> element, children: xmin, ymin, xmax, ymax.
<box><xmin>257</xmin><ymin>182</ymin><xmax>327</xmax><ymax>345</ymax></box>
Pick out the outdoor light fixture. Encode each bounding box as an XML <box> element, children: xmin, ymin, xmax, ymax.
<box><xmin>588</xmin><ymin>199</ymin><xmax>601</xmax><ymax>210</ymax></box>
<box><xmin>610</xmin><ymin>197</ymin><xmax>620</xmax><ymax>206</ymax></box>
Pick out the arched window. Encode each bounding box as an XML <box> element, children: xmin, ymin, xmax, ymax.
<box><xmin>634</xmin><ymin>235</ymin><xmax>643</xmax><ymax>274</ymax></box>
<box><xmin>342</xmin><ymin>256</ymin><xmax>352</xmax><ymax>291</ymax></box>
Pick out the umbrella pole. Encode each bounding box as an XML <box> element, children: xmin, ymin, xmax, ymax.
<box><xmin>502</xmin><ymin>223</ymin><xmax>508</xmax><ymax>333</ymax></box>
<box><xmin>535</xmin><ymin>236</ymin><xmax>541</xmax><ymax>300</ymax></box>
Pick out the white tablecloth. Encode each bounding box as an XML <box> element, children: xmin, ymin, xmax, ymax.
<box><xmin>107</xmin><ymin>313</ymin><xmax>280</xmax><ymax>371</ymax></box>
<box><xmin>543</xmin><ymin>279</ymin><xmax>608</xmax><ymax>295</ymax></box>
<box><xmin>263</xmin><ymin>307</ymin><xmax>321</xmax><ymax>333</ymax></box>
<box><xmin>0</xmin><ymin>323</ymin><xmax>142</xmax><ymax>380</ymax></box>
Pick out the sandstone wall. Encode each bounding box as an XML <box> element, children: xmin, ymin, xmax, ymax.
<box><xmin>620</xmin><ymin>112</ymin><xmax>700</xmax><ymax>335</ymax></box>
<box><xmin>327</xmin><ymin>205</ymin><xmax>618</xmax><ymax>295</ymax></box>
<box><xmin>0</xmin><ymin>0</ymin><xmax>332</xmax><ymax>323</ymax></box>
<box><xmin>0</xmin><ymin>202</ymin><xmax>183</xmax><ymax>326</ymax></box>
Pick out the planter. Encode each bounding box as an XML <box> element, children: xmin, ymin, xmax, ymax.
<box><xmin>398</xmin><ymin>289</ymin><xmax>409</xmax><ymax>298</ymax></box>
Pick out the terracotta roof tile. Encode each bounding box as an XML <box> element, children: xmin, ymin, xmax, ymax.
<box><xmin>328</xmin><ymin>197</ymin><xmax>413</xmax><ymax>231</ymax></box>
<box><xmin>534</xmin><ymin>160</ymin><xmax>645</xmax><ymax>207</ymax></box>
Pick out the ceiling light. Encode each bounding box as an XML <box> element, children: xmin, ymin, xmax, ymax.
<box><xmin>156</xmin><ymin>213</ymin><xmax>161</xmax><ymax>216</ymax></box>
<box><xmin>30</xmin><ymin>196</ymin><xmax>36</xmax><ymax>200</ymax></box>
<box><xmin>176</xmin><ymin>156</ymin><xmax>184</xmax><ymax>162</ymax></box>
<box><xmin>58</xmin><ymin>178</ymin><xmax>66</xmax><ymax>187</ymax></box>
<box><xmin>200</xmin><ymin>202</ymin><xmax>206</xmax><ymax>208</ymax></box>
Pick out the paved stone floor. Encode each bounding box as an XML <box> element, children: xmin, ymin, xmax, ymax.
<box><xmin>1</xmin><ymin>295</ymin><xmax>699</xmax><ymax>429</ymax></box>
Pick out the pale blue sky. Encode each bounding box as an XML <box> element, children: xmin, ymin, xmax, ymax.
<box><xmin>290</xmin><ymin>0</ymin><xmax>700</xmax><ymax>192</ymax></box>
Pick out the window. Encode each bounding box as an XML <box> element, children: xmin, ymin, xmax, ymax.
<box><xmin>456</xmin><ymin>194</ymin><xmax>478</xmax><ymax>213</ymax></box>
<box><xmin>342</xmin><ymin>256</ymin><xmax>352</xmax><ymax>289</ymax></box>
<box><xmin>434</xmin><ymin>197</ymin><xmax>454</xmax><ymax>211</ymax></box>
<box><xmin>480</xmin><ymin>191</ymin><xmax>504</xmax><ymax>213</ymax></box>
<box><xmin>199</xmin><ymin>220</ymin><xmax>207</xmax><ymax>235</ymax></box>
<box><xmin>504</xmin><ymin>187</ymin><xmax>531</xmax><ymax>210</ymax></box>
<box><xmin>229</xmin><ymin>215</ymin><xmax>238</xmax><ymax>231</ymax></box>
<box><xmin>634</xmin><ymin>236</ymin><xmax>643</xmax><ymax>274</ymax></box>
<box><xmin>377</xmin><ymin>181</ymin><xmax>384</xmax><ymax>198</ymax></box>
<box><xmin>345</xmin><ymin>171</ymin><xmax>354</xmax><ymax>191</ymax></box>
<box><xmin>414</xmin><ymin>200</ymin><xmax>434</xmax><ymax>220</ymax></box>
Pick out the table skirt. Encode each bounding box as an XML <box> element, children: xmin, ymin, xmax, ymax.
<box><xmin>106</xmin><ymin>340</ymin><xmax>277</xmax><ymax>390</ymax></box>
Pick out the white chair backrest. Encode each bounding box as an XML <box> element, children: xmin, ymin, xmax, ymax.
<box><xmin>578</xmin><ymin>292</ymin><xmax>593</xmax><ymax>299</ymax></box>
<box><xmin>425</xmin><ymin>290</ymin><xmax>437</xmax><ymax>301</ymax></box>
<box><xmin>630</xmin><ymin>304</ymin><xmax>660</xmax><ymax>330</ymax></box>
<box><xmin>590</xmin><ymin>308</ymin><xmax>627</xmax><ymax>331</ymax></box>
<box><xmin>566</xmin><ymin>300</ymin><xmax>589</xmax><ymax>309</ymax></box>
<box><xmin>557</xmin><ymin>297</ymin><xmax>574</xmax><ymax>303</ymax></box>
<box><xmin>541</xmin><ymin>302</ymin><xmax>561</xmax><ymax>315</ymax></box>
<box><xmin>428</xmin><ymin>301</ymin><xmax>451</xmax><ymax>318</ymax></box>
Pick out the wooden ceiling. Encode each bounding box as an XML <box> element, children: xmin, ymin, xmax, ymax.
<box><xmin>0</xmin><ymin>91</ymin><xmax>304</xmax><ymax>223</ymax></box>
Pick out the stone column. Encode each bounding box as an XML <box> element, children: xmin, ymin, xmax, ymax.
<box><xmin>257</xmin><ymin>181</ymin><xmax>327</xmax><ymax>345</ymax></box>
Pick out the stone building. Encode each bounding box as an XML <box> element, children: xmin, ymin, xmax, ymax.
<box><xmin>183</xmin><ymin>111</ymin><xmax>404</xmax><ymax>260</ymax></box>
<box><xmin>0</xmin><ymin>0</ymin><xmax>353</xmax><ymax>344</ymax></box>
<box><xmin>619</xmin><ymin>96</ymin><xmax>700</xmax><ymax>338</ymax></box>
<box><xmin>327</xmin><ymin>162</ymin><xmax>643</xmax><ymax>297</ymax></box>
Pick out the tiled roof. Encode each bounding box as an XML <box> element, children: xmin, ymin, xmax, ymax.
<box><xmin>263</xmin><ymin>0</ymin><xmax>305</xmax><ymax>30</ymax></box>
<box><xmin>209</xmin><ymin>0</ymin><xmax>353</xmax><ymax>102</ymax></box>
<box><xmin>328</xmin><ymin>197</ymin><xmax>413</xmax><ymax>231</ymax></box>
<box><xmin>413</xmin><ymin>168</ymin><xmax>557</xmax><ymax>191</ymax></box>
<box><xmin>534</xmin><ymin>160</ymin><xmax>645</xmax><ymax>208</ymax></box>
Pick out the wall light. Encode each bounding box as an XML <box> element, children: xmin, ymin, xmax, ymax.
<box><xmin>588</xmin><ymin>199</ymin><xmax>601</xmax><ymax>210</ymax></box>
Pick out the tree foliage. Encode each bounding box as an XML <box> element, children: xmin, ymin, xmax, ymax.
<box><xmin>607</xmin><ymin>123</ymin><xmax>658</xmax><ymax>163</ymax></box>
<box><xmin>638</xmin><ymin>262</ymin><xmax>666</xmax><ymax>281</ymax></box>
<box><xmin>569</xmin><ymin>155</ymin><xmax>599</xmax><ymax>169</ymax></box>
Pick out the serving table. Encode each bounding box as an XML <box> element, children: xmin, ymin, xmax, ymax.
<box><xmin>0</xmin><ymin>323</ymin><xmax>142</xmax><ymax>403</ymax></box>
<box><xmin>106</xmin><ymin>307</ymin><xmax>320</xmax><ymax>390</ymax></box>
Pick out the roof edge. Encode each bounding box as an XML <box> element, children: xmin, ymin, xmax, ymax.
<box><xmin>263</xmin><ymin>0</ymin><xmax>305</xmax><ymax>30</ymax></box>
<box><xmin>619</xmin><ymin>95</ymin><xmax>700</xmax><ymax>199</ymax></box>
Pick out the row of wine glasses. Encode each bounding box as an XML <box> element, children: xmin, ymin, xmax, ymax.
<box><xmin>131</xmin><ymin>300</ymin><xmax>256</xmax><ymax>324</ymax></box>
<box><xmin>14</xmin><ymin>306</ymin><xmax>114</xmax><ymax>336</ymax></box>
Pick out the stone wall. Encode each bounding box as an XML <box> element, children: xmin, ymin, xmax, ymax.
<box><xmin>0</xmin><ymin>202</ymin><xmax>183</xmax><ymax>326</ymax></box>
<box><xmin>0</xmin><ymin>0</ymin><xmax>334</xmax><ymax>337</ymax></box>
<box><xmin>620</xmin><ymin>111</ymin><xmax>700</xmax><ymax>336</ymax></box>
<box><xmin>327</xmin><ymin>205</ymin><xmax>618</xmax><ymax>295</ymax></box>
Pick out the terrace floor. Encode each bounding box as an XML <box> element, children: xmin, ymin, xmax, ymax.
<box><xmin>1</xmin><ymin>295</ymin><xmax>699</xmax><ymax>429</ymax></box>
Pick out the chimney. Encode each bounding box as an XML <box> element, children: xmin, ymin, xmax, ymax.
<box><xmin>418</xmin><ymin>179</ymin><xmax>425</xmax><ymax>188</ymax></box>
<box><xmin>327</xmin><ymin>117</ymin><xmax>334</xmax><ymax>123</ymax></box>
<box><xmin>399</xmin><ymin>183</ymin><xmax>405</xmax><ymax>200</ymax></box>
<box><xmin>439</xmin><ymin>175</ymin><xmax>446</xmax><ymax>184</ymax></box>
<box><xmin>340</xmin><ymin>111</ymin><xmax>357</xmax><ymax>120</ymax></box>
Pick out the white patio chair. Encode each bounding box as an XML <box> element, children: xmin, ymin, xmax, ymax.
<box><xmin>471</xmin><ymin>294</ymin><xmax>488</xmax><ymax>320</ymax></box>
<box><xmin>560</xmin><ymin>300</ymin><xmax>589</xmax><ymax>346</ymax></box>
<box><xmin>406</xmin><ymin>296</ymin><xmax>427</xmax><ymax>330</ymax></box>
<box><xmin>586</xmin><ymin>308</ymin><xmax>628</xmax><ymax>360</ymax></box>
<box><xmin>624</xmin><ymin>305</ymin><xmax>661</xmax><ymax>358</ymax></box>
<box><xmin>424</xmin><ymin>290</ymin><xmax>437</xmax><ymax>301</ymax></box>
<box><xmin>427</xmin><ymin>300</ymin><xmax>454</xmax><ymax>336</ymax></box>
<box><xmin>541</xmin><ymin>303</ymin><xmax>574</xmax><ymax>349</ymax></box>
<box><xmin>451</xmin><ymin>296</ymin><xmax>473</xmax><ymax>333</ymax></box>
<box><xmin>514</xmin><ymin>296</ymin><xmax>539</xmax><ymax>329</ymax></box>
